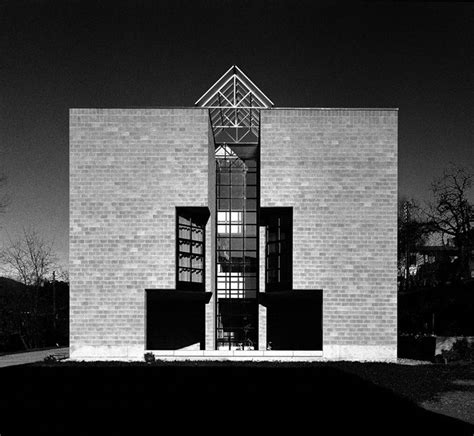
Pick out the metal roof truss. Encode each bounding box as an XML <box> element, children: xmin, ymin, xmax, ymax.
<box><xmin>196</xmin><ymin>66</ymin><xmax>273</xmax><ymax>145</ymax></box>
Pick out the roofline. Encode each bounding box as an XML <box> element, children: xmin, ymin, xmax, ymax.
<box><xmin>70</xmin><ymin>107</ymin><xmax>399</xmax><ymax>111</ymax></box>
<box><xmin>266</xmin><ymin>107</ymin><xmax>398</xmax><ymax>111</ymax></box>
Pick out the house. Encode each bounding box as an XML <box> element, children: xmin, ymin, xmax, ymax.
<box><xmin>69</xmin><ymin>66</ymin><xmax>398</xmax><ymax>361</ymax></box>
<box><xmin>399</xmin><ymin>234</ymin><xmax>474</xmax><ymax>290</ymax></box>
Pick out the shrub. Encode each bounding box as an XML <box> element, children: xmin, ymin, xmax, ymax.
<box><xmin>434</xmin><ymin>338</ymin><xmax>474</xmax><ymax>363</ymax></box>
<box><xmin>43</xmin><ymin>354</ymin><xmax>59</xmax><ymax>363</ymax></box>
<box><xmin>144</xmin><ymin>352</ymin><xmax>156</xmax><ymax>364</ymax></box>
<box><xmin>452</xmin><ymin>337</ymin><xmax>474</xmax><ymax>360</ymax></box>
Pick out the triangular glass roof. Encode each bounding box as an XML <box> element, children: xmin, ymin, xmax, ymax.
<box><xmin>195</xmin><ymin>65</ymin><xmax>274</xmax><ymax>109</ymax></box>
<box><xmin>196</xmin><ymin>66</ymin><xmax>273</xmax><ymax>144</ymax></box>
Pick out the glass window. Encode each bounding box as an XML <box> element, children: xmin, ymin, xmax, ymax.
<box><xmin>231</xmin><ymin>238</ymin><xmax>244</xmax><ymax>251</ymax></box>
<box><xmin>245</xmin><ymin>212</ymin><xmax>257</xmax><ymax>224</ymax></box>
<box><xmin>177</xmin><ymin>209</ymin><xmax>205</xmax><ymax>290</ymax></box>
<box><xmin>218</xmin><ymin>211</ymin><xmax>229</xmax><ymax>223</ymax></box>
<box><xmin>264</xmin><ymin>209</ymin><xmax>292</xmax><ymax>291</ymax></box>
<box><xmin>218</xmin><ymin>224</ymin><xmax>229</xmax><ymax>234</ymax></box>
<box><xmin>246</xmin><ymin>186</ymin><xmax>257</xmax><ymax>198</ymax></box>
<box><xmin>219</xmin><ymin>186</ymin><xmax>230</xmax><ymax>198</ymax></box>
<box><xmin>245</xmin><ymin>199</ymin><xmax>257</xmax><ymax>210</ymax></box>
<box><xmin>218</xmin><ymin>199</ymin><xmax>230</xmax><ymax>210</ymax></box>
<box><xmin>246</xmin><ymin>173</ymin><xmax>257</xmax><ymax>185</ymax></box>
<box><xmin>244</xmin><ymin>224</ymin><xmax>257</xmax><ymax>237</ymax></box>
<box><xmin>179</xmin><ymin>269</ymin><xmax>190</xmax><ymax>282</ymax></box>
<box><xmin>231</xmin><ymin>185</ymin><xmax>244</xmax><ymax>198</ymax></box>
<box><xmin>217</xmin><ymin>238</ymin><xmax>230</xmax><ymax>252</ymax></box>
<box><xmin>245</xmin><ymin>238</ymin><xmax>257</xmax><ymax>250</ymax></box>
<box><xmin>231</xmin><ymin>198</ymin><xmax>243</xmax><ymax>209</ymax></box>
<box><xmin>215</xmin><ymin>145</ymin><xmax>259</xmax><ymax>350</ymax></box>
<box><xmin>231</xmin><ymin>173</ymin><xmax>244</xmax><ymax>185</ymax></box>
<box><xmin>230</xmin><ymin>212</ymin><xmax>242</xmax><ymax>223</ymax></box>
<box><xmin>219</xmin><ymin>173</ymin><xmax>230</xmax><ymax>185</ymax></box>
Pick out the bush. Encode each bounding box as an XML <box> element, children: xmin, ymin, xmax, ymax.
<box><xmin>451</xmin><ymin>337</ymin><xmax>474</xmax><ymax>360</ymax></box>
<box><xmin>144</xmin><ymin>352</ymin><xmax>156</xmax><ymax>364</ymax></box>
<box><xmin>43</xmin><ymin>354</ymin><xmax>59</xmax><ymax>363</ymax></box>
<box><xmin>434</xmin><ymin>338</ymin><xmax>474</xmax><ymax>363</ymax></box>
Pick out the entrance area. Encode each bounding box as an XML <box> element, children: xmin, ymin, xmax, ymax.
<box><xmin>215</xmin><ymin>145</ymin><xmax>259</xmax><ymax>350</ymax></box>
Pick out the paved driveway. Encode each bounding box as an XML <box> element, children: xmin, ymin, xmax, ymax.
<box><xmin>0</xmin><ymin>348</ymin><xmax>69</xmax><ymax>367</ymax></box>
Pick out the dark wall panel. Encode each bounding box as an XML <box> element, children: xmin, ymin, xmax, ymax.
<box><xmin>146</xmin><ymin>301</ymin><xmax>205</xmax><ymax>350</ymax></box>
<box><xmin>267</xmin><ymin>299</ymin><xmax>322</xmax><ymax>350</ymax></box>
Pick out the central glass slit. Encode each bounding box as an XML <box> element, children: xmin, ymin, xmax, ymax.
<box><xmin>216</xmin><ymin>144</ymin><xmax>259</xmax><ymax>350</ymax></box>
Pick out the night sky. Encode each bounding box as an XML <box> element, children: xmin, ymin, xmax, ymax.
<box><xmin>1</xmin><ymin>0</ymin><xmax>473</xmax><ymax>270</ymax></box>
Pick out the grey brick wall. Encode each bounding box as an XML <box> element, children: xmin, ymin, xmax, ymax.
<box><xmin>69</xmin><ymin>108</ymin><xmax>209</xmax><ymax>358</ymax></box>
<box><xmin>260</xmin><ymin>109</ymin><xmax>398</xmax><ymax>359</ymax></box>
<box><xmin>70</xmin><ymin>107</ymin><xmax>397</xmax><ymax>361</ymax></box>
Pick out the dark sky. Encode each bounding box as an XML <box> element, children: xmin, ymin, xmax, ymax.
<box><xmin>1</xmin><ymin>0</ymin><xmax>473</xmax><ymax>269</ymax></box>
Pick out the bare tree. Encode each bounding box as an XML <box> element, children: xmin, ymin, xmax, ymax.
<box><xmin>0</xmin><ymin>228</ymin><xmax>55</xmax><ymax>286</ymax></box>
<box><xmin>56</xmin><ymin>267</ymin><xmax>69</xmax><ymax>284</ymax></box>
<box><xmin>423</xmin><ymin>164</ymin><xmax>474</xmax><ymax>281</ymax></box>
<box><xmin>0</xmin><ymin>228</ymin><xmax>57</xmax><ymax>348</ymax></box>
<box><xmin>398</xmin><ymin>197</ymin><xmax>434</xmax><ymax>290</ymax></box>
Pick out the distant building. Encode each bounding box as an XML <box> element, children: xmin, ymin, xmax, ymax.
<box><xmin>69</xmin><ymin>66</ymin><xmax>398</xmax><ymax>361</ymax></box>
<box><xmin>400</xmin><ymin>238</ymin><xmax>474</xmax><ymax>290</ymax></box>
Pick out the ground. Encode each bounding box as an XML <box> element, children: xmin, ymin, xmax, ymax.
<box><xmin>328</xmin><ymin>360</ymin><xmax>474</xmax><ymax>425</ymax></box>
<box><xmin>0</xmin><ymin>359</ymin><xmax>472</xmax><ymax>435</ymax></box>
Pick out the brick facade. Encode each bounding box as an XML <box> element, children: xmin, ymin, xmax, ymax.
<box><xmin>69</xmin><ymin>108</ymin><xmax>209</xmax><ymax>359</ymax></box>
<box><xmin>70</xmin><ymin>107</ymin><xmax>398</xmax><ymax>361</ymax></box>
<box><xmin>260</xmin><ymin>109</ymin><xmax>398</xmax><ymax>360</ymax></box>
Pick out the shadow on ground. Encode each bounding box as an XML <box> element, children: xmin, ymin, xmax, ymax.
<box><xmin>0</xmin><ymin>362</ymin><xmax>473</xmax><ymax>435</ymax></box>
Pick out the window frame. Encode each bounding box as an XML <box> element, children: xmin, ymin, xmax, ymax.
<box><xmin>176</xmin><ymin>208</ymin><xmax>206</xmax><ymax>291</ymax></box>
<box><xmin>262</xmin><ymin>207</ymin><xmax>293</xmax><ymax>292</ymax></box>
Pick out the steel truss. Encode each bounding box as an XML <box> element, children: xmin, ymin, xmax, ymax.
<box><xmin>195</xmin><ymin>65</ymin><xmax>274</xmax><ymax>144</ymax></box>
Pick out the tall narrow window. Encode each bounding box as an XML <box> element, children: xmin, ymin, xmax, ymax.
<box><xmin>177</xmin><ymin>208</ymin><xmax>206</xmax><ymax>291</ymax></box>
<box><xmin>215</xmin><ymin>144</ymin><xmax>259</xmax><ymax>350</ymax></box>
<box><xmin>262</xmin><ymin>208</ymin><xmax>292</xmax><ymax>292</ymax></box>
<box><xmin>195</xmin><ymin>65</ymin><xmax>273</xmax><ymax>350</ymax></box>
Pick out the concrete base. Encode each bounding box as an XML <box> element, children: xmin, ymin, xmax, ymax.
<box><xmin>323</xmin><ymin>345</ymin><xmax>397</xmax><ymax>362</ymax></box>
<box><xmin>69</xmin><ymin>348</ymin><xmax>324</xmax><ymax>362</ymax></box>
<box><xmin>146</xmin><ymin>350</ymin><xmax>324</xmax><ymax>361</ymax></box>
<box><xmin>70</xmin><ymin>345</ymin><xmax>144</xmax><ymax>360</ymax></box>
<box><xmin>69</xmin><ymin>345</ymin><xmax>397</xmax><ymax>362</ymax></box>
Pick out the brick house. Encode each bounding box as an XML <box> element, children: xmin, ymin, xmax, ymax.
<box><xmin>69</xmin><ymin>66</ymin><xmax>398</xmax><ymax>361</ymax></box>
